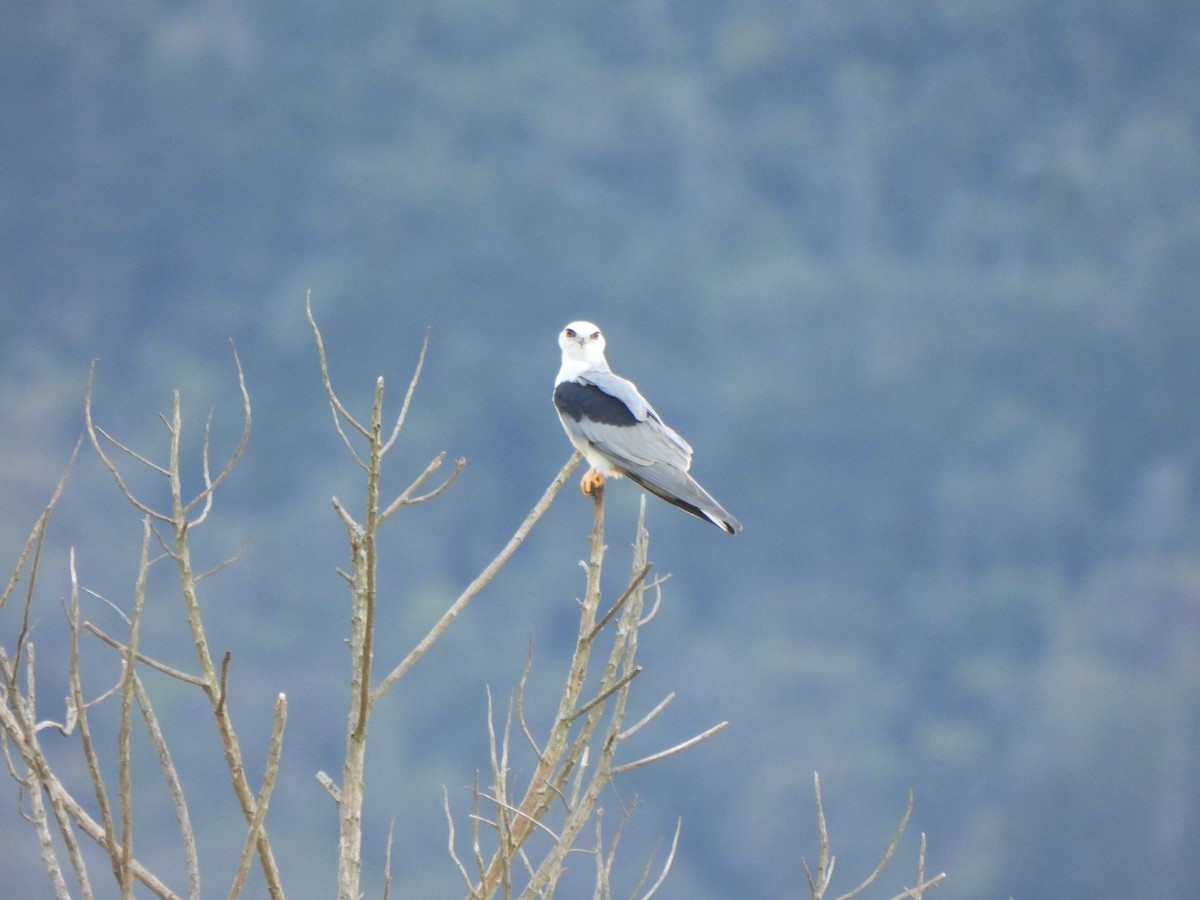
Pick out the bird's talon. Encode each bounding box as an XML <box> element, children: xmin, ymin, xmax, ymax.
<box><xmin>580</xmin><ymin>469</ymin><xmax>605</xmax><ymax>496</ymax></box>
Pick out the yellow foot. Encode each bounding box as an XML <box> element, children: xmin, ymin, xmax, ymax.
<box><xmin>580</xmin><ymin>468</ymin><xmax>606</xmax><ymax>496</ymax></box>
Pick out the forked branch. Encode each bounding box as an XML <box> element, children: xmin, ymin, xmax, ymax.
<box><xmin>82</xmin><ymin>346</ymin><xmax>282</xmax><ymax>897</ymax></box>
<box><xmin>803</xmin><ymin>771</ymin><xmax>946</xmax><ymax>900</ymax></box>
<box><xmin>456</xmin><ymin>494</ymin><xmax>727</xmax><ymax>898</ymax></box>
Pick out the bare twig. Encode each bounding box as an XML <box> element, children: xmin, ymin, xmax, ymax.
<box><xmin>0</xmin><ymin>671</ymin><xmax>180</xmax><ymax>899</ymax></box>
<box><xmin>1</xmin><ymin>655</ymin><xmax>94</xmax><ymax>900</ymax></box>
<box><xmin>93</xmin><ymin>425</ymin><xmax>171</xmax><ymax>476</ymax></box>
<box><xmin>117</xmin><ymin>519</ymin><xmax>156</xmax><ymax>896</ymax></box>
<box><xmin>887</xmin><ymin>832</ymin><xmax>947</xmax><ymax>899</ymax></box>
<box><xmin>306</xmin><ymin>291</ymin><xmax>369</xmax><ymax>440</ymax></box>
<box><xmin>229</xmin><ymin>694</ymin><xmax>287</xmax><ymax>900</ymax></box>
<box><xmin>515</xmin><ymin>641</ymin><xmax>540</xmax><ymax>756</ymax></box>
<box><xmin>0</xmin><ymin>436</ymin><xmax>78</xmax><ymax>626</ymax></box>
<box><xmin>309</xmin><ymin>303</ymin><xmax>485</xmax><ymax>900</ymax></box>
<box><xmin>382</xmin><ymin>818</ymin><xmax>396</xmax><ymax>900</ymax></box>
<box><xmin>640</xmin><ymin>817</ymin><xmax>682</xmax><ymax>899</ymax></box>
<box><xmin>585</xmin><ymin>563</ymin><xmax>652</xmax><ymax>644</ymax></box>
<box><xmin>87</xmin><ymin>348</ymin><xmax>282</xmax><ymax>896</ymax></box>
<box><xmin>610</xmin><ymin>721</ymin><xmax>729</xmax><ymax>776</ymax></box>
<box><xmin>484</xmin><ymin>687</ymin><xmax>512</xmax><ymax>894</ymax></box>
<box><xmin>371</xmin><ymin>451</ymin><xmax>582</xmax><ymax>702</ymax></box>
<box><xmin>803</xmin><ymin>773</ymin><xmax>937</xmax><ymax>900</ymax></box>
<box><xmin>85</xmin><ymin>365</ymin><xmax>174</xmax><ymax>524</ymax></box>
<box><xmin>380</xmin><ymin>327</ymin><xmax>430</xmax><ymax>454</ymax></box>
<box><xmin>195</xmin><ymin>539</ymin><xmax>249</xmax><ymax>583</ymax></box>
<box><xmin>471</xmin><ymin>771</ymin><xmax>486</xmax><ymax>890</ymax></box>
<box><xmin>20</xmin><ymin>752</ymin><xmax>72</xmax><ymax>899</ymax></box>
<box><xmin>618</xmin><ymin>693</ymin><xmax>674</xmax><ymax>741</ymax></box>
<box><xmin>133</xmin><ymin>676</ymin><xmax>200</xmax><ymax>900</ymax></box>
<box><xmin>316</xmin><ymin>771</ymin><xmax>341</xmax><ymax>806</ymax></box>
<box><xmin>803</xmin><ymin>771</ymin><xmax>834</xmax><ymax>898</ymax></box>
<box><xmin>67</xmin><ymin>550</ymin><xmax>124</xmax><ymax>892</ymax></box>
<box><xmin>378</xmin><ymin>452</ymin><xmax>466</xmax><ymax>523</ymax></box>
<box><xmin>217</xmin><ymin>651</ymin><xmax>231</xmax><ymax>715</ymax></box>
<box><xmin>464</xmin><ymin>492</ymin><xmax>721</xmax><ymax>899</ymax></box>
<box><xmin>83</xmin><ymin>624</ymin><xmax>205</xmax><ymax>687</ymax></box>
<box><xmin>473</xmin><ymin>792</ymin><xmax>563</xmax><ymax>844</ymax></box>
<box><xmin>183</xmin><ymin>342</ymin><xmax>252</xmax><ymax>526</ymax></box>
<box><xmin>330</xmin><ymin>497</ymin><xmax>358</xmax><ymax>532</ymax></box>
<box><xmin>445</xmin><ymin>786</ymin><xmax>474</xmax><ymax>891</ymax></box>
<box><xmin>473</xmin><ymin>475</ymin><xmax>606</xmax><ymax>896</ymax></box>
<box><xmin>569</xmin><ymin>667</ymin><xmax>643</xmax><ymax>725</ymax></box>
<box><xmin>834</xmin><ymin>789</ymin><xmax>912</xmax><ymax>900</ymax></box>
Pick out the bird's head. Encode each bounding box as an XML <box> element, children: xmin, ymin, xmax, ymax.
<box><xmin>559</xmin><ymin>321</ymin><xmax>608</xmax><ymax>369</ymax></box>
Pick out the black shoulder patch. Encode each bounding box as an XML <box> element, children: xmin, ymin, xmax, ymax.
<box><xmin>554</xmin><ymin>381</ymin><xmax>638</xmax><ymax>426</ymax></box>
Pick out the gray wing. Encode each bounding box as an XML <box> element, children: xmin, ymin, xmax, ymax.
<box><xmin>559</xmin><ymin>370</ymin><xmax>741</xmax><ymax>533</ymax></box>
<box><xmin>576</xmin><ymin>370</ymin><xmax>693</xmax><ymax>469</ymax></box>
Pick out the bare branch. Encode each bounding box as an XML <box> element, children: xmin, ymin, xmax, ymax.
<box><xmin>804</xmin><ymin>770</ymin><xmax>834</xmax><ymax>898</ymax></box>
<box><xmin>639</xmin><ymin>817</ymin><xmax>682</xmax><ymax>900</ymax></box>
<box><xmin>887</xmin><ymin>832</ymin><xmax>947</xmax><ymax>900</ymax></box>
<box><xmin>334</xmin><ymin>408</ymin><xmax>369</xmax><ymax>470</ymax></box>
<box><xmin>484</xmin><ymin>687</ymin><xmax>510</xmax><ymax>880</ymax></box>
<box><xmin>67</xmin><ymin>550</ymin><xmax>124</xmax><ymax>891</ymax></box>
<box><xmin>195</xmin><ymin>539</ymin><xmax>249</xmax><ymax>583</ymax></box>
<box><xmin>133</xmin><ymin>676</ymin><xmax>200</xmax><ymax>900</ymax></box>
<box><xmin>117</xmin><ymin>518</ymin><xmax>156</xmax><ymax>894</ymax></box>
<box><xmin>216</xmin><ymin>652</ymin><xmax>231</xmax><ymax>716</ymax></box>
<box><xmin>833</xmin><ymin>789</ymin><xmax>913</xmax><ymax>900</ymax></box>
<box><xmin>569</xmin><ymin>667</ymin><xmax>643</xmax><ymax>725</ymax></box>
<box><xmin>610</xmin><ymin>721</ymin><xmax>729</xmax><ymax>776</ymax></box>
<box><xmin>94</xmin><ymin>425</ymin><xmax>171</xmax><ymax>477</ymax></box>
<box><xmin>83</xmin><ymin>624</ymin><xmax>205</xmax><ymax>687</ymax></box>
<box><xmin>598</xmin><ymin>802</ymin><xmax>635</xmax><ymax>900</ymax></box>
<box><xmin>371</xmin><ymin>452</ymin><xmax>582</xmax><ymax>702</ymax></box>
<box><xmin>486</xmin><ymin>686</ymin><xmax>515</xmax><ymax>895</ymax></box>
<box><xmin>471</xmin><ymin>771</ymin><xmax>486</xmax><ymax>888</ymax></box>
<box><xmin>380</xmin><ymin>327</ymin><xmax>430</xmax><ymax>455</ymax></box>
<box><xmin>382</xmin><ymin>818</ymin><xmax>396</xmax><ymax>900</ymax></box>
<box><xmin>585</xmin><ymin>563</ymin><xmax>652</xmax><ymax>644</ymax></box>
<box><xmin>306</xmin><ymin>291</ymin><xmax>369</xmax><ymax>439</ymax></box>
<box><xmin>316</xmin><ymin>771</ymin><xmax>341</xmax><ymax>806</ymax></box>
<box><xmin>184</xmin><ymin>341</ymin><xmax>252</xmax><ymax>525</ymax></box>
<box><xmin>378</xmin><ymin>453</ymin><xmax>466</xmax><ymax>523</ymax></box>
<box><xmin>331</xmin><ymin>496</ymin><xmax>359</xmax><ymax>532</ymax></box>
<box><xmin>515</xmin><ymin>641</ymin><xmax>541</xmax><ymax>756</ymax></box>
<box><xmin>444</xmin><ymin>786</ymin><xmax>474</xmax><ymax>891</ymax></box>
<box><xmin>21</xmin><ymin>757</ymin><xmax>72</xmax><ymax>899</ymax></box>
<box><xmin>0</xmin><ymin>437</ymin><xmax>79</xmax><ymax>617</ymax></box>
<box><xmin>0</xmin><ymin>655</ymin><xmax>178</xmax><ymax>898</ymax></box>
<box><xmin>10</xmin><ymin>512</ymin><xmax>48</xmax><ymax>690</ymax></box>
<box><xmin>85</xmin><ymin>362</ymin><xmax>172</xmax><ymax>524</ymax></box>
<box><xmin>81</xmin><ymin>585</ymin><xmax>131</xmax><ymax>624</ymax></box>
<box><xmin>229</xmin><ymin>694</ymin><xmax>288</xmax><ymax>900</ymax></box>
<box><xmin>474</xmin><ymin>792</ymin><xmax>563</xmax><ymax>843</ymax></box>
<box><xmin>618</xmin><ymin>693</ymin><xmax>675</xmax><ymax>742</ymax></box>
<box><xmin>193</xmin><ymin>408</ymin><xmax>217</xmax><ymax>526</ymax></box>
<box><xmin>638</xmin><ymin>577</ymin><xmax>668</xmax><ymax>627</ymax></box>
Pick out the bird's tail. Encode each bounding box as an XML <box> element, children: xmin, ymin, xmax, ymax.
<box><xmin>622</xmin><ymin>463</ymin><xmax>742</xmax><ymax>534</ymax></box>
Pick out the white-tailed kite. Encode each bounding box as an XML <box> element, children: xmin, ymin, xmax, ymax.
<box><xmin>553</xmin><ymin>321</ymin><xmax>742</xmax><ymax>534</ymax></box>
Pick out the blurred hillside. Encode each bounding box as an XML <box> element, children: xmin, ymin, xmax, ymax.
<box><xmin>3</xmin><ymin>2</ymin><xmax>1199</xmax><ymax>897</ymax></box>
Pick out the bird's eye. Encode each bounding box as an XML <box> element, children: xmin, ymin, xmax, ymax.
<box><xmin>590</xmin><ymin>331</ymin><xmax>600</xmax><ymax>339</ymax></box>
<box><xmin>565</xmin><ymin>328</ymin><xmax>576</xmax><ymax>338</ymax></box>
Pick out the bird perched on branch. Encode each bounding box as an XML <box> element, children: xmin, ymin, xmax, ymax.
<box><xmin>553</xmin><ymin>321</ymin><xmax>742</xmax><ymax>534</ymax></box>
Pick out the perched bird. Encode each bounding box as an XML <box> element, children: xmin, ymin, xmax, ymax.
<box><xmin>553</xmin><ymin>321</ymin><xmax>742</xmax><ymax>534</ymax></box>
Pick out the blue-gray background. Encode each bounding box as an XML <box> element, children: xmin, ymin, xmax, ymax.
<box><xmin>3</xmin><ymin>2</ymin><xmax>1199</xmax><ymax>897</ymax></box>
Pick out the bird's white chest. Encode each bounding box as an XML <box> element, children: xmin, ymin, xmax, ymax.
<box><xmin>582</xmin><ymin>444</ymin><xmax>623</xmax><ymax>477</ymax></box>
<box><xmin>556</xmin><ymin>414</ymin><xmax>625</xmax><ymax>477</ymax></box>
